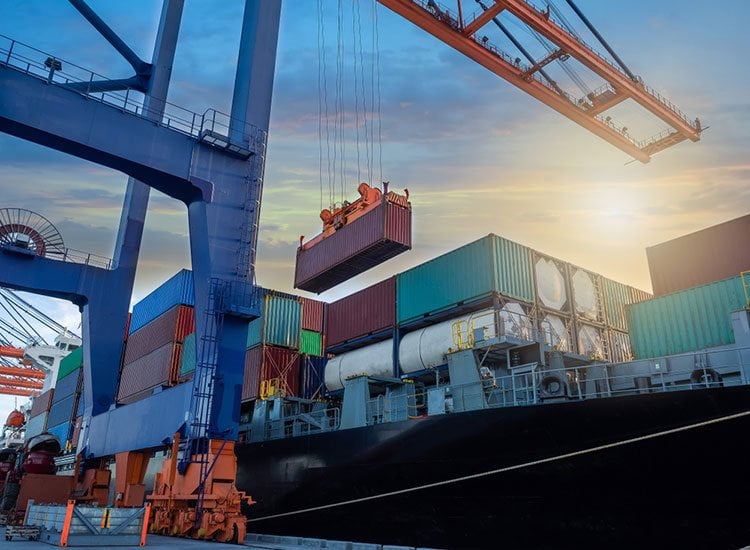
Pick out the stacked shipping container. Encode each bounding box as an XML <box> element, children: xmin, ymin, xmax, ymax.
<box><xmin>118</xmin><ymin>302</ymin><xmax>194</xmax><ymax>404</ymax></box>
<box><xmin>627</xmin><ymin>276</ymin><xmax>747</xmax><ymax>359</ymax></box>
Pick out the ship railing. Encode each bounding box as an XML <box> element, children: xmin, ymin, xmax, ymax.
<box><xmin>0</xmin><ymin>34</ymin><xmax>265</xmax><ymax>152</ymax></box>
<box><xmin>265</xmin><ymin>407</ymin><xmax>341</xmax><ymax>441</ymax></box>
<box><xmin>365</xmin><ymin>346</ymin><xmax>750</xmax><ymax>422</ymax></box>
<box><xmin>452</xmin><ymin>308</ymin><xmax>542</xmax><ymax>349</ymax></box>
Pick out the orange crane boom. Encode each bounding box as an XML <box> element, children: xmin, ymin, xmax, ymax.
<box><xmin>0</xmin><ymin>345</ymin><xmax>25</xmax><ymax>359</ymax></box>
<box><xmin>0</xmin><ymin>365</ymin><xmax>46</xmax><ymax>379</ymax></box>
<box><xmin>0</xmin><ymin>386</ymin><xmax>36</xmax><ymax>397</ymax></box>
<box><xmin>375</xmin><ymin>0</ymin><xmax>701</xmax><ymax>162</ymax></box>
<box><xmin>0</xmin><ymin>376</ymin><xmax>44</xmax><ymax>390</ymax></box>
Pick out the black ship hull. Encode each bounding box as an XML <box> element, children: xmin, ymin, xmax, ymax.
<box><xmin>235</xmin><ymin>385</ymin><xmax>750</xmax><ymax>549</ymax></box>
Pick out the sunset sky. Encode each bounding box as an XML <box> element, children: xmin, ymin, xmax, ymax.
<box><xmin>0</xmin><ymin>1</ymin><xmax>748</xmax><ymax>417</ymax></box>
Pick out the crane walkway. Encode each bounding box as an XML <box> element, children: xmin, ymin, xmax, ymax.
<box><xmin>0</xmin><ymin>35</ymin><xmax>259</xmax><ymax>203</ymax></box>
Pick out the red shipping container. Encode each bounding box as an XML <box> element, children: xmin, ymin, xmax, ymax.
<box><xmin>117</xmin><ymin>342</ymin><xmax>183</xmax><ymax>404</ymax></box>
<box><xmin>242</xmin><ymin>346</ymin><xmax>300</xmax><ymax>402</ymax></box>
<box><xmin>29</xmin><ymin>388</ymin><xmax>54</xmax><ymax>418</ymax></box>
<box><xmin>646</xmin><ymin>214</ymin><xmax>750</xmax><ymax>295</ymax></box>
<box><xmin>295</xmin><ymin>195</ymin><xmax>411</xmax><ymax>293</ymax></box>
<box><xmin>124</xmin><ymin>312</ymin><xmax>132</xmax><ymax>341</ymax></box>
<box><xmin>300</xmin><ymin>297</ymin><xmax>325</xmax><ymax>332</ymax></box>
<box><xmin>326</xmin><ymin>277</ymin><xmax>396</xmax><ymax>348</ymax></box>
<box><xmin>71</xmin><ymin>416</ymin><xmax>82</xmax><ymax>449</ymax></box>
<box><xmin>123</xmin><ymin>305</ymin><xmax>194</xmax><ymax>364</ymax></box>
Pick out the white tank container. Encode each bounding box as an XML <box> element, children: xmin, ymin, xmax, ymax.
<box><xmin>535</xmin><ymin>257</ymin><xmax>567</xmax><ymax>311</ymax></box>
<box><xmin>541</xmin><ymin>313</ymin><xmax>572</xmax><ymax>352</ymax></box>
<box><xmin>577</xmin><ymin>323</ymin><xmax>606</xmax><ymax>358</ymax></box>
<box><xmin>325</xmin><ymin>308</ymin><xmax>496</xmax><ymax>391</ymax></box>
<box><xmin>571</xmin><ymin>268</ymin><xmax>599</xmax><ymax>321</ymax></box>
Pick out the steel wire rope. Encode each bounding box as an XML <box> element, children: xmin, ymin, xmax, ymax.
<box><xmin>352</xmin><ymin>0</ymin><xmax>362</xmax><ymax>184</ymax></box>
<box><xmin>357</xmin><ymin>0</ymin><xmax>371</xmax><ymax>186</ymax></box>
<box><xmin>318</xmin><ymin>0</ymin><xmax>334</xmax><ymax>209</ymax></box>
<box><xmin>0</xmin><ymin>298</ymin><xmax>44</xmax><ymax>345</ymax></box>
<box><xmin>374</xmin><ymin>0</ymin><xmax>383</xmax><ymax>186</ymax></box>
<box><xmin>248</xmin><ymin>409</ymin><xmax>750</xmax><ymax>522</ymax></box>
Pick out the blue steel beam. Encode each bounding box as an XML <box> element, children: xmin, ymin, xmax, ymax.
<box><xmin>0</xmin><ymin>65</ymin><xmax>207</xmax><ymax>204</ymax></box>
<box><xmin>67</xmin><ymin>0</ymin><xmax>151</xmax><ymax>89</ymax></box>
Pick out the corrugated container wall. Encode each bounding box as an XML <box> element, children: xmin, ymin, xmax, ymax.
<box><xmin>242</xmin><ymin>346</ymin><xmax>300</xmax><ymax>401</ymax></box>
<box><xmin>29</xmin><ymin>389</ymin><xmax>54</xmax><ymax>418</ymax></box>
<box><xmin>299</xmin><ymin>355</ymin><xmax>327</xmax><ymax>400</ymax></box>
<box><xmin>627</xmin><ymin>276</ymin><xmax>747</xmax><ymax>359</ymax></box>
<box><xmin>179</xmin><ymin>332</ymin><xmax>196</xmax><ymax>379</ymax></box>
<box><xmin>300</xmin><ymin>297</ymin><xmax>325</xmax><ymax>332</ymax></box>
<box><xmin>397</xmin><ymin>235</ymin><xmax>535</xmax><ymax>325</ymax></box>
<box><xmin>57</xmin><ymin>347</ymin><xmax>82</xmax><ymax>381</ymax></box>
<box><xmin>117</xmin><ymin>342</ymin><xmax>183</xmax><ymax>403</ymax></box>
<box><xmin>295</xmin><ymin>198</ymin><xmax>412</xmax><ymax>293</ymax></box>
<box><xmin>130</xmin><ymin>269</ymin><xmax>194</xmax><ymax>333</ymax></box>
<box><xmin>25</xmin><ymin>413</ymin><xmax>46</xmax><ymax>439</ymax></box>
<box><xmin>647</xmin><ymin>214</ymin><xmax>750</xmax><ymax>296</ymax></box>
<box><xmin>52</xmin><ymin>369</ymin><xmax>81</xmax><ymax>401</ymax></box>
<box><xmin>47</xmin><ymin>394</ymin><xmax>77</xmax><ymax>428</ymax></box>
<box><xmin>602</xmin><ymin>277</ymin><xmax>632</xmax><ymax>332</ymax></box>
<box><xmin>300</xmin><ymin>330</ymin><xmax>323</xmax><ymax>356</ymax></box>
<box><xmin>262</xmin><ymin>294</ymin><xmax>301</xmax><ymax>349</ymax></box>
<box><xmin>47</xmin><ymin>421</ymin><xmax>71</xmax><ymax>446</ymax></box>
<box><xmin>124</xmin><ymin>305</ymin><xmax>194</xmax><ymax>364</ymax></box>
<box><xmin>327</xmin><ymin>277</ymin><xmax>396</xmax><ymax>348</ymax></box>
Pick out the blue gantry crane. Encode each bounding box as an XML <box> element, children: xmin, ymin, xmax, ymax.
<box><xmin>0</xmin><ymin>0</ymin><xmax>703</xmax><ymax>541</ymax></box>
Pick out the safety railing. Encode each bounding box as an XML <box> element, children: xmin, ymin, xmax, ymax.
<box><xmin>360</xmin><ymin>345</ymin><xmax>750</xmax><ymax>425</ymax></box>
<box><xmin>264</xmin><ymin>407</ymin><xmax>341</xmax><ymax>440</ymax></box>
<box><xmin>0</xmin><ymin>34</ymin><xmax>265</xmax><ymax>150</ymax></box>
<box><xmin>58</xmin><ymin>248</ymin><xmax>114</xmax><ymax>269</ymax></box>
<box><xmin>451</xmin><ymin>307</ymin><xmax>553</xmax><ymax>350</ymax></box>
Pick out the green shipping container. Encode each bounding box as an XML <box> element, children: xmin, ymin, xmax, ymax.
<box><xmin>57</xmin><ymin>347</ymin><xmax>83</xmax><ymax>381</ymax></box>
<box><xmin>179</xmin><ymin>333</ymin><xmax>196</xmax><ymax>378</ymax></box>
<box><xmin>397</xmin><ymin>234</ymin><xmax>535</xmax><ymax>325</ymax></box>
<box><xmin>300</xmin><ymin>330</ymin><xmax>323</xmax><ymax>356</ymax></box>
<box><xmin>627</xmin><ymin>276</ymin><xmax>746</xmax><ymax>359</ymax></box>
<box><xmin>246</xmin><ymin>294</ymin><xmax>302</xmax><ymax>349</ymax></box>
<box><xmin>602</xmin><ymin>277</ymin><xmax>632</xmax><ymax>332</ymax></box>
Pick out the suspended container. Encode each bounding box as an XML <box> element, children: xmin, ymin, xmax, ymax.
<box><xmin>646</xmin><ymin>214</ymin><xmax>750</xmax><ymax>296</ymax></box>
<box><xmin>534</xmin><ymin>253</ymin><xmax>570</xmax><ymax>313</ymax></box>
<box><xmin>117</xmin><ymin>342</ymin><xmax>183</xmax><ymax>404</ymax></box>
<box><xmin>397</xmin><ymin>235</ymin><xmax>535</xmax><ymax>326</ymax></box>
<box><xmin>124</xmin><ymin>305</ymin><xmax>194</xmax><ymax>364</ymax></box>
<box><xmin>295</xmin><ymin>184</ymin><xmax>412</xmax><ymax>293</ymax></box>
<box><xmin>569</xmin><ymin>266</ymin><xmax>604</xmax><ymax>324</ymax></box>
<box><xmin>57</xmin><ymin>347</ymin><xmax>82</xmax><ymax>381</ymax></box>
<box><xmin>627</xmin><ymin>276</ymin><xmax>747</xmax><ymax>359</ymax></box>
<box><xmin>300</xmin><ymin>355</ymin><xmax>327</xmax><ymax>399</ymax></box>
<box><xmin>327</xmin><ymin>277</ymin><xmax>396</xmax><ymax>350</ymax></box>
<box><xmin>300</xmin><ymin>297</ymin><xmax>325</xmax><ymax>332</ymax></box>
<box><xmin>130</xmin><ymin>269</ymin><xmax>194</xmax><ymax>333</ymax></box>
<box><xmin>246</xmin><ymin>292</ymin><xmax>302</xmax><ymax>349</ymax></box>
<box><xmin>242</xmin><ymin>345</ymin><xmax>301</xmax><ymax>402</ymax></box>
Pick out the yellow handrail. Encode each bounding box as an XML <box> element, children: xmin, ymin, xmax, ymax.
<box><xmin>742</xmin><ymin>271</ymin><xmax>750</xmax><ymax>308</ymax></box>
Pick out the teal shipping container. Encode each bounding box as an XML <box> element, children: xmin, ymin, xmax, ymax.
<box><xmin>397</xmin><ymin>234</ymin><xmax>535</xmax><ymax>325</ymax></box>
<box><xmin>246</xmin><ymin>293</ymin><xmax>301</xmax><ymax>349</ymax></box>
<box><xmin>627</xmin><ymin>276</ymin><xmax>747</xmax><ymax>359</ymax></box>
<box><xmin>179</xmin><ymin>332</ymin><xmax>196</xmax><ymax>378</ymax></box>
<box><xmin>602</xmin><ymin>277</ymin><xmax>633</xmax><ymax>332</ymax></box>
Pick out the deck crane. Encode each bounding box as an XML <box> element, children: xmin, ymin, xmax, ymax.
<box><xmin>0</xmin><ymin>0</ymin><xmax>702</xmax><ymax>542</ymax></box>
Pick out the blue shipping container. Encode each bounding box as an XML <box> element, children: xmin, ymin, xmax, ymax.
<box><xmin>46</xmin><ymin>422</ymin><xmax>72</xmax><ymax>446</ymax></box>
<box><xmin>52</xmin><ymin>368</ymin><xmax>81</xmax><ymax>402</ymax></box>
<box><xmin>47</xmin><ymin>394</ymin><xmax>76</xmax><ymax>427</ymax></box>
<box><xmin>25</xmin><ymin>413</ymin><xmax>46</xmax><ymax>439</ymax></box>
<box><xmin>130</xmin><ymin>269</ymin><xmax>194</xmax><ymax>333</ymax></box>
<box><xmin>300</xmin><ymin>355</ymin><xmax>327</xmax><ymax>400</ymax></box>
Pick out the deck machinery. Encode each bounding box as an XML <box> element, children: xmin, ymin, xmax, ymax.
<box><xmin>0</xmin><ymin>0</ymin><xmax>701</xmax><ymax>541</ymax></box>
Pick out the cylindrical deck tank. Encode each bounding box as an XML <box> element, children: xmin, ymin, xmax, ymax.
<box><xmin>325</xmin><ymin>308</ymin><xmax>497</xmax><ymax>391</ymax></box>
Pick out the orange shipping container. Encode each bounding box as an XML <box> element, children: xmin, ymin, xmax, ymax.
<box><xmin>123</xmin><ymin>305</ymin><xmax>194</xmax><ymax>364</ymax></box>
<box><xmin>117</xmin><ymin>342</ymin><xmax>183</xmax><ymax>404</ymax></box>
